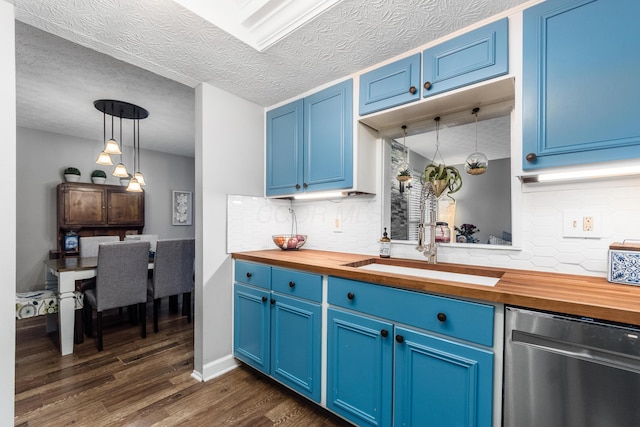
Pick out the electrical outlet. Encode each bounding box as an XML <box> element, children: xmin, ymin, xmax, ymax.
<box><xmin>563</xmin><ymin>210</ymin><xmax>602</xmax><ymax>238</ymax></box>
<box><xmin>333</xmin><ymin>211</ymin><xmax>342</xmax><ymax>233</ymax></box>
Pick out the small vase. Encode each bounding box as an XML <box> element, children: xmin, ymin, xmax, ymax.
<box><xmin>92</xmin><ymin>177</ymin><xmax>106</xmax><ymax>184</ymax></box>
<box><xmin>64</xmin><ymin>174</ymin><xmax>80</xmax><ymax>182</ymax></box>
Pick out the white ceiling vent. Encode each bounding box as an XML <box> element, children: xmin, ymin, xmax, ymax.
<box><xmin>173</xmin><ymin>0</ymin><xmax>343</xmax><ymax>51</ymax></box>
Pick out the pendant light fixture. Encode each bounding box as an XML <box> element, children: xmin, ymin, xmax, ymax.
<box><xmin>133</xmin><ymin>119</ymin><xmax>146</xmax><ymax>186</ymax></box>
<box><xmin>397</xmin><ymin>125</ymin><xmax>412</xmax><ymax>194</ymax></box>
<box><xmin>465</xmin><ymin>107</ymin><xmax>488</xmax><ymax>175</ymax></box>
<box><xmin>93</xmin><ymin>100</ymin><xmax>149</xmax><ymax>190</ymax></box>
<box><xmin>103</xmin><ymin>114</ymin><xmax>122</xmax><ymax>155</ymax></box>
<box><xmin>127</xmin><ymin>118</ymin><xmax>143</xmax><ymax>192</ymax></box>
<box><xmin>111</xmin><ymin>117</ymin><xmax>129</xmax><ymax>178</ymax></box>
<box><xmin>95</xmin><ymin>111</ymin><xmax>114</xmax><ymax>165</ymax></box>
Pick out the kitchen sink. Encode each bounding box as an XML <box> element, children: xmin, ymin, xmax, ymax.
<box><xmin>345</xmin><ymin>258</ymin><xmax>503</xmax><ymax>287</ymax></box>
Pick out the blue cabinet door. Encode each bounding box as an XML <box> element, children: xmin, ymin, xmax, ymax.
<box><xmin>266</xmin><ymin>99</ymin><xmax>304</xmax><ymax>196</ymax></box>
<box><xmin>359</xmin><ymin>53</ymin><xmax>421</xmax><ymax>115</ymax></box>
<box><xmin>304</xmin><ymin>79</ymin><xmax>353</xmax><ymax>193</ymax></box>
<box><xmin>233</xmin><ymin>283</ymin><xmax>270</xmax><ymax>373</ymax></box>
<box><xmin>522</xmin><ymin>0</ymin><xmax>640</xmax><ymax>170</ymax></box>
<box><xmin>394</xmin><ymin>326</ymin><xmax>494</xmax><ymax>427</ymax></box>
<box><xmin>423</xmin><ymin>18</ymin><xmax>508</xmax><ymax>98</ymax></box>
<box><xmin>327</xmin><ymin>308</ymin><xmax>393</xmax><ymax>427</ymax></box>
<box><xmin>270</xmin><ymin>293</ymin><xmax>322</xmax><ymax>402</ymax></box>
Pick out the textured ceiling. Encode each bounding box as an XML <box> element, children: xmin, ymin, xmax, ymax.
<box><xmin>10</xmin><ymin>0</ymin><xmax>527</xmax><ymax>158</ymax></box>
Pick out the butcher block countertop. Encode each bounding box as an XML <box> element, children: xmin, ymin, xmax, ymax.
<box><xmin>232</xmin><ymin>249</ymin><xmax>640</xmax><ymax>326</ymax></box>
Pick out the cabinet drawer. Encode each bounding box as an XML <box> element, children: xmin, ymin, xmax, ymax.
<box><xmin>328</xmin><ymin>276</ymin><xmax>494</xmax><ymax>346</ymax></box>
<box><xmin>272</xmin><ymin>267</ymin><xmax>322</xmax><ymax>302</ymax></box>
<box><xmin>235</xmin><ymin>261</ymin><xmax>271</xmax><ymax>289</ymax></box>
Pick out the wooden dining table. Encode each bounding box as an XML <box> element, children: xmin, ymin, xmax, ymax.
<box><xmin>44</xmin><ymin>256</ymin><xmax>154</xmax><ymax>355</ymax></box>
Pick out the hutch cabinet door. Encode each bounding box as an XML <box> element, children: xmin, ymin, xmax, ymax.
<box><xmin>60</xmin><ymin>184</ymin><xmax>106</xmax><ymax>225</ymax></box>
<box><xmin>266</xmin><ymin>99</ymin><xmax>304</xmax><ymax>196</ymax></box>
<box><xmin>327</xmin><ymin>308</ymin><xmax>393</xmax><ymax>427</ymax></box>
<box><xmin>422</xmin><ymin>18</ymin><xmax>508</xmax><ymax>98</ymax></box>
<box><xmin>304</xmin><ymin>79</ymin><xmax>353</xmax><ymax>193</ymax></box>
<box><xmin>233</xmin><ymin>283</ymin><xmax>271</xmax><ymax>374</ymax></box>
<box><xmin>359</xmin><ymin>53</ymin><xmax>421</xmax><ymax>115</ymax></box>
<box><xmin>393</xmin><ymin>326</ymin><xmax>494</xmax><ymax>427</ymax></box>
<box><xmin>270</xmin><ymin>293</ymin><xmax>322</xmax><ymax>402</ymax></box>
<box><xmin>107</xmin><ymin>190</ymin><xmax>144</xmax><ymax>225</ymax></box>
<box><xmin>522</xmin><ymin>0</ymin><xmax>640</xmax><ymax>170</ymax></box>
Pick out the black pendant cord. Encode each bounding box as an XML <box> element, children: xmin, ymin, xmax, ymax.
<box><xmin>137</xmin><ymin>119</ymin><xmax>141</xmax><ymax>172</ymax></box>
<box><xmin>103</xmin><ymin>111</ymin><xmax>106</xmax><ymax>148</ymax></box>
<box><xmin>119</xmin><ymin>116</ymin><xmax>123</xmax><ymax>164</ymax></box>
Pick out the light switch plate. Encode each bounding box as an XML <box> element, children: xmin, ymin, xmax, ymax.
<box><xmin>563</xmin><ymin>210</ymin><xmax>603</xmax><ymax>238</ymax></box>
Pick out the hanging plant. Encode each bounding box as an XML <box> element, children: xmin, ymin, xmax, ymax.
<box><xmin>465</xmin><ymin>159</ymin><xmax>488</xmax><ymax>175</ymax></box>
<box><xmin>397</xmin><ymin>168</ymin><xmax>412</xmax><ymax>182</ymax></box>
<box><xmin>421</xmin><ymin>162</ymin><xmax>462</xmax><ymax>197</ymax></box>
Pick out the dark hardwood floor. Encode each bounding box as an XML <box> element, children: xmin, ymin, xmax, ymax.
<box><xmin>15</xmin><ymin>303</ymin><xmax>351</xmax><ymax>426</ymax></box>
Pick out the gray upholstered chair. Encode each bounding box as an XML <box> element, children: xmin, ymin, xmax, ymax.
<box><xmin>79</xmin><ymin>235</ymin><xmax>120</xmax><ymax>257</ymax></box>
<box><xmin>148</xmin><ymin>238</ymin><xmax>195</xmax><ymax>333</ymax></box>
<box><xmin>124</xmin><ymin>234</ymin><xmax>159</xmax><ymax>253</ymax></box>
<box><xmin>83</xmin><ymin>241</ymin><xmax>150</xmax><ymax>351</ymax></box>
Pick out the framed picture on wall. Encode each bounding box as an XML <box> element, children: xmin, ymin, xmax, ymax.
<box><xmin>172</xmin><ymin>190</ymin><xmax>192</xmax><ymax>226</ymax></box>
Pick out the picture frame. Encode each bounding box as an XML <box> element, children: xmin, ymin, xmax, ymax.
<box><xmin>172</xmin><ymin>190</ymin><xmax>193</xmax><ymax>226</ymax></box>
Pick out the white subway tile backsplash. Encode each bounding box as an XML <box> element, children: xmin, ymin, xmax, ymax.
<box><xmin>227</xmin><ymin>179</ymin><xmax>640</xmax><ymax>277</ymax></box>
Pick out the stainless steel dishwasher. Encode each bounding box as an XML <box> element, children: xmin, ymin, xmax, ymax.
<box><xmin>504</xmin><ymin>306</ymin><xmax>640</xmax><ymax>427</ymax></box>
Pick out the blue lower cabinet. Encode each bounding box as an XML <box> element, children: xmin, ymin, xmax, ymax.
<box><xmin>233</xmin><ymin>283</ymin><xmax>270</xmax><ymax>373</ymax></box>
<box><xmin>327</xmin><ymin>308</ymin><xmax>393</xmax><ymax>427</ymax></box>
<box><xmin>394</xmin><ymin>326</ymin><xmax>494</xmax><ymax>427</ymax></box>
<box><xmin>271</xmin><ymin>293</ymin><xmax>322</xmax><ymax>402</ymax></box>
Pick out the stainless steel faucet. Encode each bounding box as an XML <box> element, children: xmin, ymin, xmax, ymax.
<box><xmin>416</xmin><ymin>181</ymin><xmax>438</xmax><ymax>263</ymax></box>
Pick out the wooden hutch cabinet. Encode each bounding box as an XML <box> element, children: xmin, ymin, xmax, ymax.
<box><xmin>57</xmin><ymin>182</ymin><xmax>144</xmax><ymax>255</ymax></box>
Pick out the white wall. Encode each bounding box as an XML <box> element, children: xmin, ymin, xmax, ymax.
<box><xmin>16</xmin><ymin>127</ymin><xmax>195</xmax><ymax>293</ymax></box>
<box><xmin>194</xmin><ymin>83</ymin><xmax>264</xmax><ymax>380</ymax></box>
<box><xmin>0</xmin><ymin>1</ymin><xmax>16</xmax><ymax>422</ymax></box>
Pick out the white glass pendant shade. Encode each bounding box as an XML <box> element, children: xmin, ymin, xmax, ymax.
<box><xmin>134</xmin><ymin>171</ymin><xmax>146</xmax><ymax>186</ymax></box>
<box><xmin>104</xmin><ymin>138</ymin><xmax>122</xmax><ymax>155</ymax></box>
<box><xmin>112</xmin><ymin>162</ymin><xmax>129</xmax><ymax>177</ymax></box>
<box><xmin>126</xmin><ymin>177</ymin><xmax>143</xmax><ymax>192</ymax></box>
<box><xmin>465</xmin><ymin>151</ymin><xmax>489</xmax><ymax>175</ymax></box>
<box><xmin>95</xmin><ymin>151</ymin><xmax>113</xmax><ymax>165</ymax></box>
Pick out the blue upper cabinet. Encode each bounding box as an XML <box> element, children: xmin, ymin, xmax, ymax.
<box><xmin>266</xmin><ymin>79</ymin><xmax>353</xmax><ymax>196</ymax></box>
<box><xmin>304</xmin><ymin>80</ymin><xmax>353</xmax><ymax>193</ymax></box>
<box><xmin>522</xmin><ymin>0</ymin><xmax>640</xmax><ymax>170</ymax></box>
<box><xmin>422</xmin><ymin>18</ymin><xmax>508</xmax><ymax>98</ymax></box>
<box><xmin>266</xmin><ymin>99</ymin><xmax>303</xmax><ymax>196</ymax></box>
<box><xmin>359</xmin><ymin>53</ymin><xmax>421</xmax><ymax>115</ymax></box>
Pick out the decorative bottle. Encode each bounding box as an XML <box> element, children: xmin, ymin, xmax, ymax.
<box><xmin>379</xmin><ymin>227</ymin><xmax>391</xmax><ymax>258</ymax></box>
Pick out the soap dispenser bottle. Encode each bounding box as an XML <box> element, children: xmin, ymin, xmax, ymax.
<box><xmin>379</xmin><ymin>227</ymin><xmax>391</xmax><ymax>258</ymax></box>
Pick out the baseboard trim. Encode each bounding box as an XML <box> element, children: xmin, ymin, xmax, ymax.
<box><xmin>191</xmin><ymin>354</ymin><xmax>239</xmax><ymax>382</ymax></box>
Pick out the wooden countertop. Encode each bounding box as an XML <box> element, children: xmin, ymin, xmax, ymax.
<box><xmin>232</xmin><ymin>249</ymin><xmax>640</xmax><ymax>326</ymax></box>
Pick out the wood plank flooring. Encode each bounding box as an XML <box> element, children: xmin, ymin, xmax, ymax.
<box><xmin>15</xmin><ymin>304</ymin><xmax>351</xmax><ymax>426</ymax></box>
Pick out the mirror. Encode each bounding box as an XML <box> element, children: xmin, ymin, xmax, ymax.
<box><xmin>382</xmin><ymin>109</ymin><xmax>512</xmax><ymax>246</ymax></box>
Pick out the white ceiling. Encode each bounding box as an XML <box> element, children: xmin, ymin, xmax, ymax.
<box><xmin>10</xmin><ymin>0</ymin><xmax>527</xmax><ymax>158</ymax></box>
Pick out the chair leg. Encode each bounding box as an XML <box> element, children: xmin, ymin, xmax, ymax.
<box><xmin>169</xmin><ymin>295</ymin><xmax>179</xmax><ymax>313</ymax></box>
<box><xmin>128</xmin><ymin>304</ymin><xmax>138</xmax><ymax>325</ymax></box>
<box><xmin>139</xmin><ymin>302</ymin><xmax>147</xmax><ymax>339</ymax></box>
<box><xmin>97</xmin><ymin>311</ymin><xmax>103</xmax><ymax>351</ymax></box>
<box><xmin>74</xmin><ymin>307</ymin><xmax>84</xmax><ymax>344</ymax></box>
<box><xmin>153</xmin><ymin>298</ymin><xmax>161</xmax><ymax>333</ymax></box>
<box><xmin>84</xmin><ymin>304</ymin><xmax>93</xmax><ymax>337</ymax></box>
<box><xmin>183</xmin><ymin>292</ymin><xmax>192</xmax><ymax>323</ymax></box>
